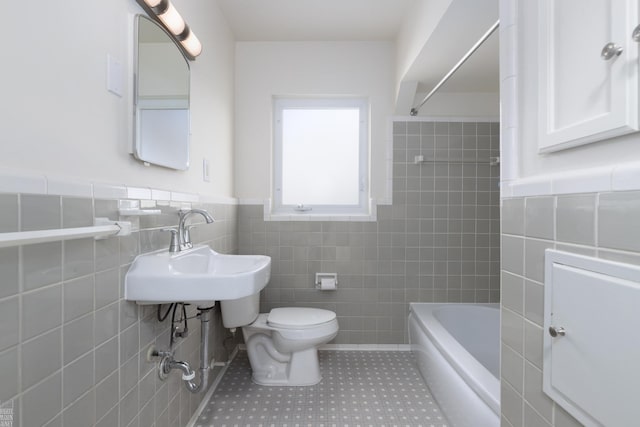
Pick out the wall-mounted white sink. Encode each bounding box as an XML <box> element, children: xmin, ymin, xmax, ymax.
<box><xmin>124</xmin><ymin>245</ymin><xmax>271</xmax><ymax>305</ymax></box>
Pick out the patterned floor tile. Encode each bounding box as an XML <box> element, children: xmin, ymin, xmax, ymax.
<box><xmin>195</xmin><ymin>351</ymin><xmax>448</xmax><ymax>427</ymax></box>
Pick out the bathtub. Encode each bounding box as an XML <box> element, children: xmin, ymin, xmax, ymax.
<box><xmin>408</xmin><ymin>303</ymin><xmax>500</xmax><ymax>427</ymax></box>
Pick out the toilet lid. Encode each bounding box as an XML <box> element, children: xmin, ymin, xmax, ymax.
<box><xmin>267</xmin><ymin>307</ymin><xmax>336</xmax><ymax>329</ymax></box>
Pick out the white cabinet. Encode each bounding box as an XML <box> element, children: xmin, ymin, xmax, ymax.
<box><xmin>538</xmin><ymin>0</ymin><xmax>639</xmax><ymax>152</ymax></box>
<box><xmin>544</xmin><ymin>250</ymin><xmax>640</xmax><ymax>427</ymax></box>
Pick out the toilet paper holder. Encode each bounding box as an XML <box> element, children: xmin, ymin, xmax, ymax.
<box><xmin>315</xmin><ymin>273</ymin><xmax>338</xmax><ymax>290</ymax></box>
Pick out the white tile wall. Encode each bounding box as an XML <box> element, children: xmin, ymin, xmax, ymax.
<box><xmin>501</xmin><ymin>190</ymin><xmax>640</xmax><ymax>427</ymax></box>
<box><xmin>0</xmin><ymin>175</ymin><xmax>239</xmax><ymax>427</ymax></box>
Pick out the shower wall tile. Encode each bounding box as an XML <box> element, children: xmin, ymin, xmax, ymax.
<box><xmin>96</xmin><ymin>407</ymin><xmax>118</xmax><ymax>427</ymax></box>
<box><xmin>22</xmin><ymin>328</ymin><xmax>62</xmax><ymax>390</ymax></box>
<box><xmin>95</xmin><ymin>372</ymin><xmax>118</xmax><ymax>421</ymax></box>
<box><xmin>502</xmin><ymin>381</ymin><xmax>524</xmax><ymax>427</ymax></box>
<box><xmin>0</xmin><ymin>247</ymin><xmax>19</xmax><ymax>299</ymax></box>
<box><xmin>524</xmin><ymin>239</ymin><xmax>554</xmax><ymax>283</ymax></box>
<box><xmin>524</xmin><ymin>279</ymin><xmax>544</xmax><ymax>326</ymax></box>
<box><xmin>598</xmin><ymin>191</ymin><xmax>640</xmax><ymax>251</ymax></box>
<box><xmin>22</xmin><ymin>242</ymin><xmax>63</xmax><ymax>291</ymax></box>
<box><xmin>63</xmin><ymin>275</ymin><xmax>94</xmax><ymax>322</ymax></box>
<box><xmin>63</xmin><ymin>238</ymin><xmax>95</xmax><ymax>280</ymax></box>
<box><xmin>95</xmin><ymin>237</ymin><xmax>119</xmax><ymax>273</ymax></box>
<box><xmin>501</xmin><ymin>271</ymin><xmax>523</xmax><ymax>315</ymax></box>
<box><xmin>239</xmin><ymin>120</ymin><xmax>501</xmax><ymax>344</ymax></box>
<box><xmin>63</xmin><ymin>313</ymin><xmax>94</xmax><ymax>364</ymax></box>
<box><xmin>501</xmin><ymin>235</ymin><xmax>524</xmax><ymax>275</ymax></box>
<box><xmin>22</xmin><ymin>284</ymin><xmax>62</xmax><ymax>340</ymax></box>
<box><xmin>0</xmin><ymin>296</ymin><xmax>19</xmax><ymax>352</ymax></box>
<box><xmin>94</xmin><ymin>303</ymin><xmax>119</xmax><ymax>346</ymax></box>
<box><xmin>0</xmin><ymin>194</ymin><xmax>18</xmax><ymax>232</ymax></box>
<box><xmin>94</xmin><ymin>338</ymin><xmax>118</xmax><ymax>384</ymax></box>
<box><xmin>0</xmin><ymin>189</ymin><xmax>237</xmax><ymax>427</ymax></box>
<box><xmin>501</xmin><ymin>190</ymin><xmax>640</xmax><ymax>427</ymax></box>
<box><xmin>63</xmin><ymin>390</ymin><xmax>95</xmax><ymax>427</ymax></box>
<box><xmin>524</xmin><ymin>362</ymin><xmax>553</xmax><ymax>422</ymax></box>
<box><xmin>502</xmin><ymin>307</ymin><xmax>524</xmax><ymax>354</ymax></box>
<box><xmin>501</xmin><ymin>343</ymin><xmax>524</xmax><ymax>393</ymax></box>
<box><xmin>21</xmin><ymin>194</ymin><xmax>61</xmax><ymax>231</ymax></box>
<box><xmin>525</xmin><ymin>197</ymin><xmax>555</xmax><ymax>239</ymax></box>
<box><xmin>554</xmin><ymin>405</ymin><xmax>585</xmax><ymax>427</ymax></box>
<box><xmin>62</xmin><ymin>197</ymin><xmax>93</xmax><ymax>228</ymax></box>
<box><xmin>524</xmin><ymin>404</ymin><xmax>551</xmax><ymax>427</ymax></box>
<box><xmin>0</xmin><ymin>347</ymin><xmax>18</xmax><ymax>402</ymax></box>
<box><xmin>556</xmin><ymin>194</ymin><xmax>595</xmax><ymax>245</ymax></box>
<box><xmin>21</xmin><ymin>372</ymin><xmax>62</xmax><ymax>427</ymax></box>
<box><xmin>524</xmin><ymin>321</ymin><xmax>544</xmax><ymax>370</ymax></box>
<box><xmin>94</xmin><ymin>268</ymin><xmax>119</xmax><ymax>309</ymax></box>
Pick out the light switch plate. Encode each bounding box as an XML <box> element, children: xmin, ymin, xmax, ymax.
<box><xmin>203</xmin><ymin>159</ymin><xmax>211</xmax><ymax>182</ymax></box>
<box><xmin>107</xmin><ymin>54</ymin><xmax>123</xmax><ymax>97</ymax></box>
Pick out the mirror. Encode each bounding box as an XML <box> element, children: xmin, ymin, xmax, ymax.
<box><xmin>134</xmin><ymin>15</ymin><xmax>190</xmax><ymax>170</ymax></box>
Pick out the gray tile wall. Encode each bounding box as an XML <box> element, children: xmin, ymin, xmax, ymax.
<box><xmin>0</xmin><ymin>193</ymin><xmax>238</xmax><ymax>427</ymax></box>
<box><xmin>238</xmin><ymin>120</ymin><xmax>501</xmax><ymax>344</ymax></box>
<box><xmin>500</xmin><ymin>191</ymin><xmax>640</xmax><ymax>427</ymax></box>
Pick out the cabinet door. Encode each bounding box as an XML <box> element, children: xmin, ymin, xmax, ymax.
<box><xmin>538</xmin><ymin>0</ymin><xmax>639</xmax><ymax>153</ymax></box>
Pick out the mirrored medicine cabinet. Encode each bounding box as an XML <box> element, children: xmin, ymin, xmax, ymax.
<box><xmin>133</xmin><ymin>15</ymin><xmax>190</xmax><ymax>170</ymax></box>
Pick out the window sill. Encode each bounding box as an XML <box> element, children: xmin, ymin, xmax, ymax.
<box><xmin>264</xmin><ymin>199</ymin><xmax>379</xmax><ymax>221</ymax></box>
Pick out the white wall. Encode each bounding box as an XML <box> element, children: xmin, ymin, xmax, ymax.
<box><xmin>513</xmin><ymin>0</ymin><xmax>640</xmax><ymax>181</ymax></box>
<box><xmin>233</xmin><ymin>41</ymin><xmax>395</xmax><ymax>202</ymax></box>
<box><xmin>413</xmin><ymin>92</ymin><xmax>499</xmax><ymax>118</ymax></box>
<box><xmin>395</xmin><ymin>0</ymin><xmax>452</xmax><ymax>96</ymax></box>
<box><xmin>2</xmin><ymin>0</ymin><xmax>235</xmax><ymax>198</ymax></box>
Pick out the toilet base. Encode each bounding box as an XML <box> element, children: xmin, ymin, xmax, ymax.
<box><xmin>242</xmin><ymin>310</ymin><xmax>339</xmax><ymax>387</ymax></box>
<box><xmin>249</xmin><ymin>341</ymin><xmax>322</xmax><ymax>386</ymax></box>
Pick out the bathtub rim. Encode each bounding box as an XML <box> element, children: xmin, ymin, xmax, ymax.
<box><xmin>409</xmin><ymin>302</ymin><xmax>500</xmax><ymax>415</ymax></box>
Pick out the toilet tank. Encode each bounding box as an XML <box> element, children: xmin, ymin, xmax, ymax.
<box><xmin>220</xmin><ymin>293</ymin><xmax>260</xmax><ymax>328</ymax></box>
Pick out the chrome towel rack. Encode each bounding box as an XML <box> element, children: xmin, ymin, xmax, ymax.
<box><xmin>413</xmin><ymin>155</ymin><xmax>500</xmax><ymax>166</ymax></box>
<box><xmin>0</xmin><ymin>218</ymin><xmax>131</xmax><ymax>249</ymax></box>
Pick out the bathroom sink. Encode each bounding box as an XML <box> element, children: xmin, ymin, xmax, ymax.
<box><xmin>124</xmin><ymin>245</ymin><xmax>271</xmax><ymax>305</ymax></box>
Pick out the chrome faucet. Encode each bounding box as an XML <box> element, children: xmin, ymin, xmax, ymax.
<box><xmin>164</xmin><ymin>209</ymin><xmax>215</xmax><ymax>252</ymax></box>
<box><xmin>178</xmin><ymin>209</ymin><xmax>215</xmax><ymax>251</ymax></box>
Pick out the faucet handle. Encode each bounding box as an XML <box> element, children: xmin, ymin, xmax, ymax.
<box><xmin>183</xmin><ymin>224</ymin><xmax>198</xmax><ymax>247</ymax></box>
<box><xmin>161</xmin><ymin>227</ymin><xmax>179</xmax><ymax>253</ymax></box>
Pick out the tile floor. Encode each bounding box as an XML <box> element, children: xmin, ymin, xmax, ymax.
<box><xmin>195</xmin><ymin>350</ymin><xmax>448</xmax><ymax>427</ymax></box>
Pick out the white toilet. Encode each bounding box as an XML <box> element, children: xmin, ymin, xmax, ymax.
<box><xmin>220</xmin><ymin>294</ymin><xmax>339</xmax><ymax>386</ymax></box>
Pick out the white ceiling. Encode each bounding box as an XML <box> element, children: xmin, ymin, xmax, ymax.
<box><xmin>216</xmin><ymin>0</ymin><xmax>417</xmax><ymax>41</ymax></box>
<box><xmin>215</xmin><ymin>0</ymin><xmax>498</xmax><ymax>94</ymax></box>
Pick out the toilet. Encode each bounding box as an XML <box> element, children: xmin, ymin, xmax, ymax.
<box><xmin>220</xmin><ymin>294</ymin><xmax>339</xmax><ymax>386</ymax></box>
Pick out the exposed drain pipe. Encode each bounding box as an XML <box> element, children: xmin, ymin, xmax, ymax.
<box><xmin>154</xmin><ymin>306</ymin><xmax>213</xmax><ymax>393</ymax></box>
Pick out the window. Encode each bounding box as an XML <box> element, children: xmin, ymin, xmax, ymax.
<box><xmin>273</xmin><ymin>98</ymin><xmax>369</xmax><ymax>216</ymax></box>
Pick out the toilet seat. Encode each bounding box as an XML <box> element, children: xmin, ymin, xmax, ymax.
<box><xmin>267</xmin><ymin>307</ymin><xmax>336</xmax><ymax>329</ymax></box>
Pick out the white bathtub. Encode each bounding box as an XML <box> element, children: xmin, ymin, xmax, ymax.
<box><xmin>408</xmin><ymin>303</ymin><xmax>500</xmax><ymax>427</ymax></box>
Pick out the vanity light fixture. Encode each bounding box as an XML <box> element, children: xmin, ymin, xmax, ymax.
<box><xmin>136</xmin><ymin>0</ymin><xmax>202</xmax><ymax>60</ymax></box>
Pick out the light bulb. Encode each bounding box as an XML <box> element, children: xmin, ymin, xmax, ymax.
<box><xmin>158</xmin><ymin>2</ymin><xmax>185</xmax><ymax>36</ymax></box>
<box><xmin>181</xmin><ymin>31</ymin><xmax>202</xmax><ymax>57</ymax></box>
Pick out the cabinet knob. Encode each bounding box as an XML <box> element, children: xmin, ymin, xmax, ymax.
<box><xmin>548</xmin><ymin>326</ymin><xmax>566</xmax><ymax>338</ymax></box>
<box><xmin>601</xmin><ymin>42</ymin><xmax>624</xmax><ymax>60</ymax></box>
<box><xmin>633</xmin><ymin>24</ymin><xmax>640</xmax><ymax>42</ymax></box>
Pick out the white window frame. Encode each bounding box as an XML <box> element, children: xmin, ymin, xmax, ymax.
<box><xmin>272</xmin><ymin>97</ymin><xmax>369</xmax><ymax>217</ymax></box>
